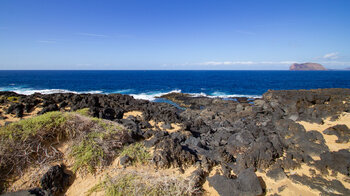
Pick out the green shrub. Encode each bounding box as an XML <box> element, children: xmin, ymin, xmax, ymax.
<box><xmin>0</xmin><ymin>111</ymin><xmax>67</xmax><ymax>141</ymax></box>
<box><xmin>70</xmin><ymin>120</ymin><xmax>125</xmax><ymax>174</ymax></box>
<box><xmin>7</xmin><ymin>96</ymin><xmax>20</xmax><ymax>103</ymax></box>
<box><xmin>91</xmin><ymin>117</ymin><xmax>122</xmax><ymax>132</ymax></box>
<box><xmin>119</xmin><ymin>143</ymin><xmax>151</xmax><ymax>165</ymax></box>
<box><xmin>75</xmin><ymin>108</ymin><xmax>90</xmax><ymax>116</ymax></box>
<box><xmin>70</xmin><ymin>134</ymin><xmax>105</xmax><ymax>173</ymax></box>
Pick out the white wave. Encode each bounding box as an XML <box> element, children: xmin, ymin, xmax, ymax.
<box><xmin>13</xmin><ymin>89</ymin><xmax>77</xmax><ymax>95</ymax></box>
<box><xmin>208</xmin><ymin>91</ymin><xmax>261</xmax><ymax>98</ymax></box>
<box><xmin>112</xmin><ymin>89</ymin><xmax>134</xmax><ymax>94</ymax></box>
<box><xmin>79</xmin><ymin>90</ymin><xmax>104</xmax><ymax>94</ymax></box>
<box><xmin>189</xmin><ymin>92</ymin><xmax>208</xmax><ymax>97</ymax></box>
<box><xmin>130</xmin><ymin>89</ymin><xmax>181</xmax><ymax>101</ymax></box>
<box><xmin>130</xmin><ymin>89</ymin><xmax>261</xmax><ymax>101</ymax></box>
<box><xmin>211</xmin><ymin>91</ymin><xmax>227</xmax><ymax>96</ymax></box>
<box><xmin>187</xmin><ymin>91</ymin><xmax>261</xmax><ymax>98</ymax></box>
<box><xmin>0</xmin><ymin>87</ymin><xmax>103</xmax><ymax>95</ymax></box>
<box><xmin>1</xmin><ymin>86</ymin><xmax>261</xmax><ymax>99</ymax></box>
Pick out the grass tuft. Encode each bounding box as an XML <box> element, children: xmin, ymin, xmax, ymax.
<box><xmin>70</xmin><ymin>118</ymin><xmax>130</xmax><ymax>174</ymax></box>
<box><xmin>70</xmin><ymin>132</ymin><xmax>105</xmax><ymax>173</ymax></box>
<box><xmin>75</xmin><ymin>108</ymin><xmax>90</xmax><ymax>116</ymax></box>
<box><xmin>119</xmin><ymin>143</ymin><xmax>151</xmax><ymax>165</ymax></box>
<box><xmin>0</xmin><ymin>111</ymin><xmax>67</xmax><ymax>141</ymax></box>
<box><xmin>86</xmin><ymin>171</ymin><xmax>195</xmax><ymax>196</ymax></box>
<box><xmin>6</xmin><ymin>96</ymin><xmax>20</xmax><ymax>103</ymax></box>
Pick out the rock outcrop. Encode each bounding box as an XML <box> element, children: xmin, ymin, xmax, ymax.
<box><xmin>1</xmin><ymin>88</ymin><xmax>350</xmax><ymax>195</ymax></box>
<box><xmin>289</xmin><ymin>62</ymin><xmax>327</xmax><ymax>70</ymax></box>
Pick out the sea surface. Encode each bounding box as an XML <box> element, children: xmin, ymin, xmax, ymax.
<box><xmin>0</xmin><ymin>70</ymin><xmax>349</xmax><ymax>101</ymax></box>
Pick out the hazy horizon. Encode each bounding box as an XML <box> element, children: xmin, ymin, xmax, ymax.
<box><xmin>1</xmin><ymin>0</ymin><xmax>349</xmax><ymax>70</ymax></box>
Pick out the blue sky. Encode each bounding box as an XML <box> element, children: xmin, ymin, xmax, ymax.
<box><xmin>0</xmin><ymin>0</ymin><xmax>349</xmax><ymax>70</ymax></box>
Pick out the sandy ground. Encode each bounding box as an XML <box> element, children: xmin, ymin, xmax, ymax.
<box><xmin>124</xmin><ymin>110</ymin><xmax>184</xmax><ymax>133</ymax></box>
<box><xmin>4</xmin><ymin>109</ymin><xmax>350</xmax><ymax>195</ymax></box>
<box><xmin>123</xmin><ymin>111</ymin><xmax>143</xmax><ymax>119</ymax></box>
<box><xmin>253</xmin><ymin>112</ymin><xmax>350</xmax><ymax>195</ymax></box>
<box><xmin>66</xmin><ymin>160</ymin><xmax>199</xmax><ymax>196</ymax></box>
<box><xmin>256</xmin><ymin>170</ymin><xmax>321</xmax><ymax>196</ymax></box>
<box><xmin>0</xmin><ymin>106</ymin><xmax>41</xmax><ymax>126</ymax></box>
<box><xmin>202</xmin><ymin>166</ymin><xmax>221</xmax><ymax>196</ymax></box>
<box><xmin>297</xmin><ymin>112</ymin><xmax>350</xmax><ymax>151</ymax></box>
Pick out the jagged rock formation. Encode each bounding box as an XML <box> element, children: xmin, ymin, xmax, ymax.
<box><xmin>1</xmin><ymin>88</ymin><xmax>350</xmax><ymax>195</ymax></box>
<box><xmin>289</xmin><ymin>62</ymin><xmax>327</xmax><ymax>70</ymax></box>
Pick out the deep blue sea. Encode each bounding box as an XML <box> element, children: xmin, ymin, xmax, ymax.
<box><xmin>0</xmin><ymin>70</ymin><xmax>349</xmax><ymax>100</ymax></box>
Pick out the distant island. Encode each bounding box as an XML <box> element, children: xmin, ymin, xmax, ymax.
<box><xmin>289</xmin><ymin>62</ymin><xmax>327</xmax><ymax>70</ymax></box>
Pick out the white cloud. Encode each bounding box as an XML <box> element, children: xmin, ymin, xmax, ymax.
<box><xmin>323</xmin><ymin>52</ymin><xmax>339</xmax><ymax>60</ymax></box>
<box><xmin>184</xmin><ymin>60</ymin><xmax>350</xmax><ymax>68</ymax></box>
<box><xmin>76</xmin><ymin>33</ymin><xmax>108</xmax><ymax>37</ymax></box>
<box><xmin>318</xmin><ymin>61</ymin><xmax>350</xmax><ymax>66</ymax></box>
<box><xmin>196</xmin><ymin>61</ymin><xmax>298</xmax><ymax>66</ymax></box>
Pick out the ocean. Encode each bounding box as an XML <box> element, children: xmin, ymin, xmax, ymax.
<box><xmin>0</xmin><ymin>70</ymin><xmax>349</xmax><ymax>101</ymax></box>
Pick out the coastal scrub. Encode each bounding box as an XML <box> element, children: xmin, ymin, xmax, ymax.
<box><xmin>74</xmin><ymin>108</ymin><xmax>90</xmax><ymax>116</ymax></box>
<box><xmin>119</xmin><ymin>143</ymin><xmax>151</xmax><ymax>165</ymax></box>
<box><xmin>0</xmin><ymin>111</ymin><xmax>130</xmax><ymax>192</ymax></box>
<box><xmin>87</xmin><ymin>171</ymin><xmax>193</xmax><ymax>196</ymax></box>
<box><xmin>6</xmin><ymin>96</ymin><xmax>20</xmax><ymax>103</ymax></box>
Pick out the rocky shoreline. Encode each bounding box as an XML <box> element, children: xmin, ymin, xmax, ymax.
<box><xmin>1</xmin><ymin>88</ymin><xmax>350</xmax><ymax>195</ymax></box>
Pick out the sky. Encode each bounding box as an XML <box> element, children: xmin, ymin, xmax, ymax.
<box><xmin>0</xmin><ymin>0</ymin><xmax>350</xmax><ymax>70</ymax></box>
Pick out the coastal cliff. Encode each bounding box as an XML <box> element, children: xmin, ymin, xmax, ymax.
<box><xmin>289</xmin><ymin>62</ymin><xmax>327</xmax><ymax>70</ymax></box>
<box><xmin>1</xmin><ymin>89</ymin><xmax>350</xmax><ymax>195</ymax></box>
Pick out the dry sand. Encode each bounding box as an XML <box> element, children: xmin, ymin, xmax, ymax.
<box><xmin>254</xmin><ymin>112</ymin><xmax>350</xmax><ymax>195</ymax></box>
<box><xmin>297</xmin><ymin>112</ymin><xmax>350</xmax><ymax>151</ymax></box>
<box><xmin>0</xmin><ymin>106</ymin><xmax>41</xmax><ymax>126</ymax></box>
<box><xmin>124</xmin><ymin>110</ymin><xmax>184</xmax><ymax>133</ymax></box>
<box><xmin>4</xmin><ymin>109</ymin><xmax>350</xmax><ymax>195</ymax></box>
<box><xmin>123</xmin><ymin>110</ymin><xmax>143</xmax><ymax>119</ymax></box>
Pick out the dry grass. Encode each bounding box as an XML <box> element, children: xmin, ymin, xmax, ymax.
<box><xmin>119</xmin><ymin>143</ymin><xmax>151</xmax><ymax>165</ymax></box>
<box><xmin>86</xmin><ymin>169</ymin><xmax>197</xmax><ymax>196</ymax></box>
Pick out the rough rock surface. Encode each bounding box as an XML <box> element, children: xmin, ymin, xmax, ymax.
<box><xmin>207</xmin><ymin>168</ymin><xmax>263</xmax><ymax>196</ymax></box>
<box><xmin>40</xmin><ymin>164</ymin><xmax>71</xmax><ymax>195</ymax></box>
<box><xmin>323</xmin><ymin>124</ymin><xmax>350</xmax><ymax>143</ymax></box>
<box><xmin>1</xmin><ymin>88</ymin><xmax>350</xmax><ymax>195</ymax></box>
<box><xmin>2</xmin><ymin>165</ymin><xmax>70</xmax><ymax>196</ymax></box>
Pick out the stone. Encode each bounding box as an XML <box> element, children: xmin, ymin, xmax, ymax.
<box><xmin>119</xmin><ymin>155</ymin><xmax>131</xmax><ymax>166</ymax></box>
<box><xmin>40</xmin><ymin>164</ymin><xmax>71</xmax><ymax>195</ymax></box>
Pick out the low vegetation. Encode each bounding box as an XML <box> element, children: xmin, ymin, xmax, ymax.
<box><xmin>74</xmin><ymin>108</ymin><xmax>90</xmax><ymax>116</ymax></box>
<box><xmin>6</xmin><ymin>96</ymin><xmax>20</xmax><ymax>103</ymax></box>
<box><xmin>0</xmin><ymin>111</ymin><xmax>70</xmax><ymax>192</ymax></box>
<box><xmin>70</xmin><ymin>134</ymin><xmax>105</xmax><ymax>173</ymax></box>
<box><xmin>119</xmin><ymin>143</ymin><xmax>151</xmax><ymax>165</ymax></box>
<box><xmin>0</xmin><ymin>111</ymin><xmax>131</xmax><ymax>192</ymax></box>
<box><xmin>1</xmin><ymin>111</ymin><xmax>68</xmax><ymax>141</ymax></box>
<box><xmin>87</xmin><ymin>171</ymin><xmax>194</xmax><ymax>196</ymax></box>
<box><xmin>70</xmin><ymin>128</ymin><xmax>127</xmax><ymax>174</ymax></box>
